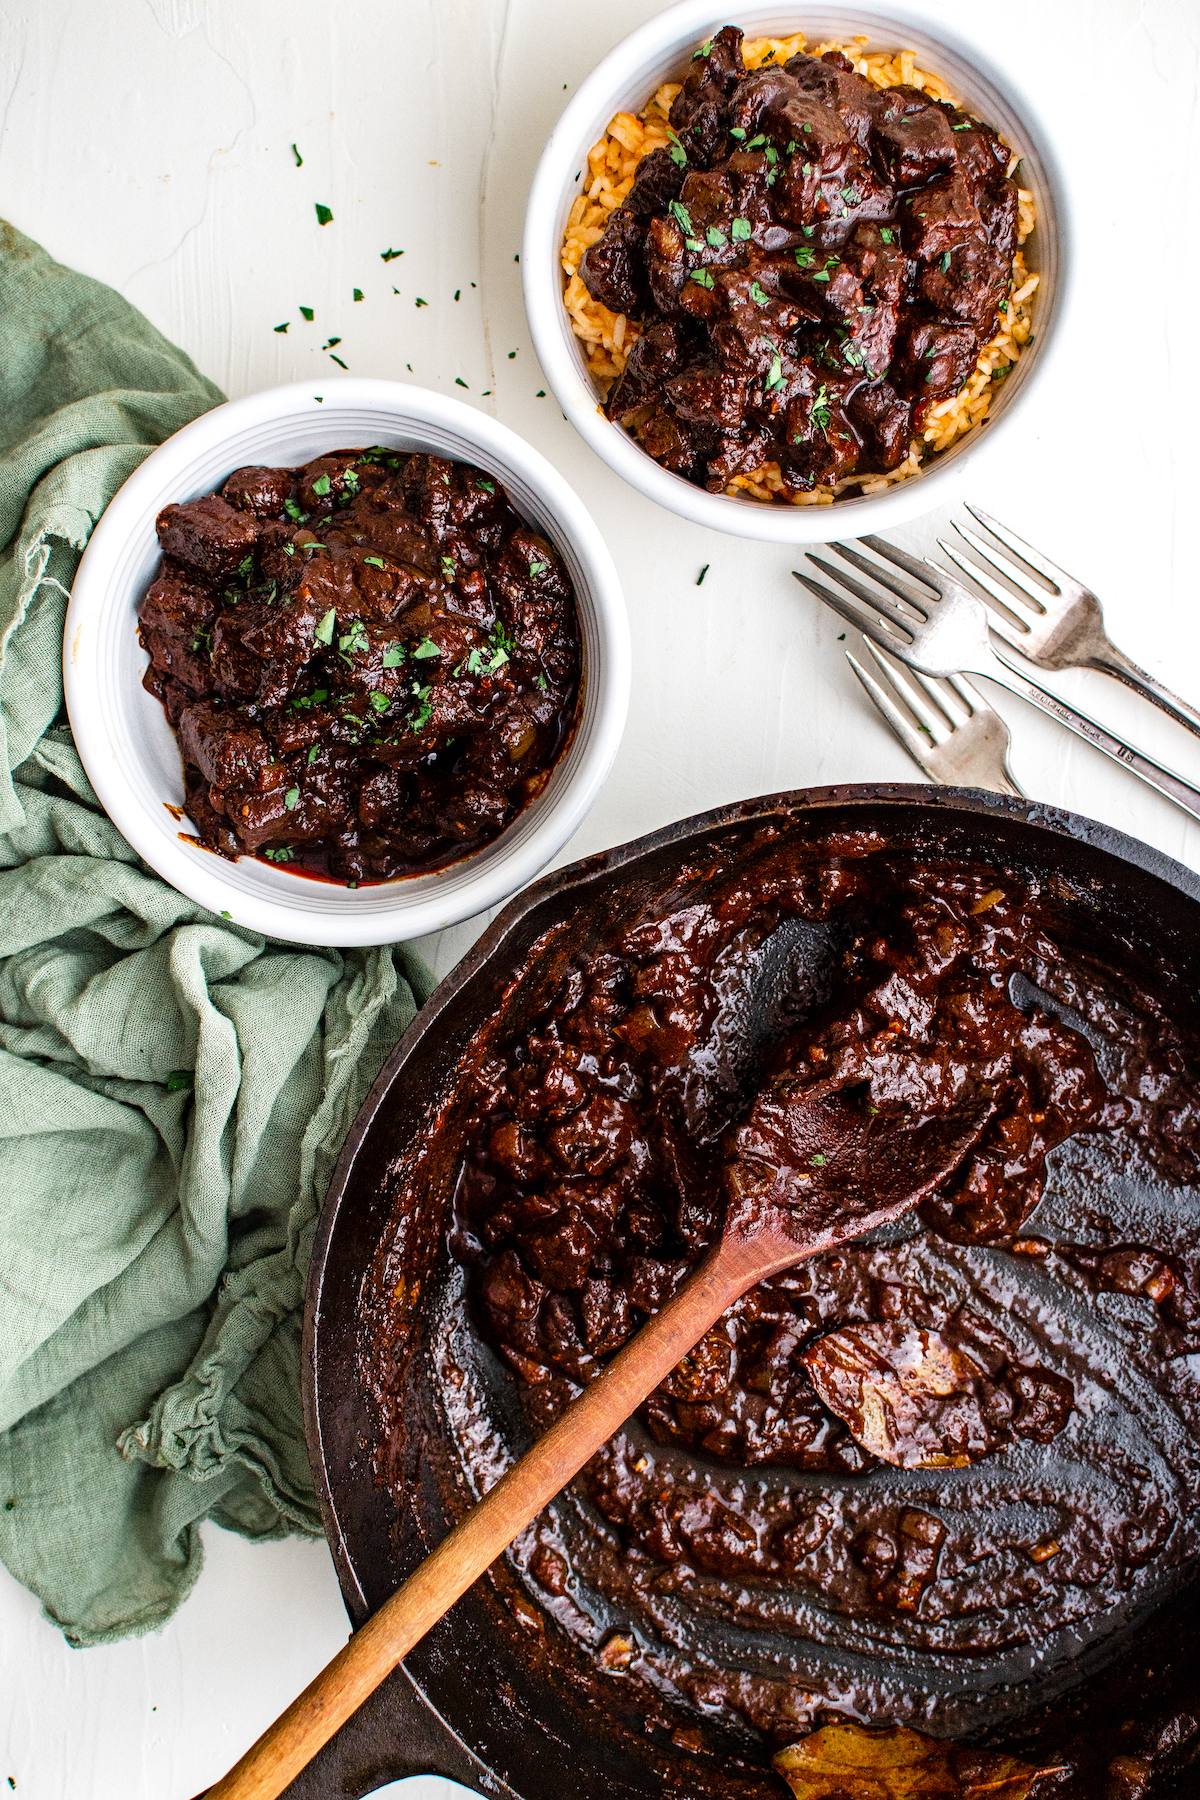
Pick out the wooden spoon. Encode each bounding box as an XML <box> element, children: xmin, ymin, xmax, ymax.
<box><xmin>203</xmin><ymin>1078</ymin><xmax>991</xmax><ymax>1800</ymax></box>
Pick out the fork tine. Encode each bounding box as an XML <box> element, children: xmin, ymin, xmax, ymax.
<box><xmin>856</xmin><ymin>534</ymin><xmax>943</xmax><ymax>591</ymax></box>
<box><xmin>860</xmin><ymin>640</ymin><xmax>954</xmax><ymax>740</ymax></box>
<box><xmin>793</xmin><ymin>568</ymin><xmax>913</xmax><ymax>644</ymax></box>
<box><xmin>946</xmin><ymin>672</ymin><xmax>991</xmax><ymax>717</ymax></box>
<box><xmin>936</xmin><ymin>538</ymin><xmax>1038</xmax><ymax>647</ymax></box>
<box><xmin>950</xmin><ymin>522</ymin><xmax>1048</xmax><ymax>614</ymax></box>
<box><xmin>826</xmin><ymin>540</ymin><xmax>930</xmax><ymax>617</ymax></box>
<box><xmin>908</xmin><ymin>662</ymin><xmax>972</xmax><ymax>728</ymax></box>
<box><xmin>804</xmin><ymin>553</ymin><xmax>922</xmax><ymax>632</ymax></box>
<box><xmin>846</xmin><ymin>650</ymin><xmax>937</xmax><ymax>776</ymax></box>
<box><xmin>963</xmin><ymin>504</ymin><xmax>1069</xmax><ymax>594</ymax></box>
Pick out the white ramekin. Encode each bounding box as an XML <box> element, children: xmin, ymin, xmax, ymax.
<box><xmin>64</xmin><ymin>380</ymin><xmax>630</xmax><ymax>947</ymax></box>
<box><xmin>523</xmin><ymin>1</ymin><xmax>1071</xmax><ymax>544</ymax></box>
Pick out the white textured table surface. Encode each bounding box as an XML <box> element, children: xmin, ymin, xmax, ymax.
<box><xmin>2</xmin><ymin>1</ymin><xmax>1199</xmax><ymax>1794</ymax></box>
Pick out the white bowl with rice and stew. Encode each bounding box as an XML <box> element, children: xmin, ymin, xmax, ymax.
<box><xmin>523</xmin><ymin>2</ymin><xmax>1070</xmax><ymax>542</ymax></box>
<box><xmin>64</xmin><ymin>380</ymin><xmax>630</xmax><ymax>948</ymax></box>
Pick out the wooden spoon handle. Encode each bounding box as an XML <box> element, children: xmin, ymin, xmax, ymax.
<box><xmin>204</xmin><ymin>1233</ymin><xmax>767</xmax><ymax>1800</ymax></box>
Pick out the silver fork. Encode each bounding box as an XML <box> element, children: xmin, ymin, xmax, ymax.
<box><xmin>846</xmin><ymin>637</ymin><xmax>1025</xmax><ymax>796</ymax></box>
<box><xmin>936</xmin><ymin>505</ymin><xmax>1200</xmax><ymax>740</ymax></box>
<box><xmin>795</xmin><ymin>538</ymin><xmax>1200</xmax><ymax>826</ymax></box>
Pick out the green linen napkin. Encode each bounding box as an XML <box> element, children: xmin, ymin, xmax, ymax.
<box><xmin>0</xmin><ymin>221</ymin><xmax>431</xmax><ymax>1645</ymax></box>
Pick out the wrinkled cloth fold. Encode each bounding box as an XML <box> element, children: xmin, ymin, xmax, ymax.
<box><xmin>0</xmin><ymin>221</ymin><xmax>430</xmax><ymax>1645</ymax></box>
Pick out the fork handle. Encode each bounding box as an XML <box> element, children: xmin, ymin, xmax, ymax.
<box><xmin>978</xmin><ymin>649</ymin><xmax>1200</xmax><ymax>826</ymax></box>
<box><xmin>1091</xmin><ymin>647</ymin><xmax>1200</xmax><ymax>742</ymax></box>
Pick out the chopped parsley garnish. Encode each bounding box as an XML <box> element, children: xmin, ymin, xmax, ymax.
<box><xmin>809</xmin><ymin>1151</ymin><xmax>827</xmax><ymax>1167</ymax></box>
<box><xmin>953</xmin><ymin>120</ymin><xmax>973</xmax><ymax>130</ymax></box>
<box><xmin>749</xmin><ymin>280</ymin><xmax>770</xmax><ymax>305</ymax></box>
<box><xmin>284</xmin><ymin>787</ymin><xmax>299</xmax><ymax>811</ymax></box>
<box><xmin>794</xmin><ymin>246</ymin><xmax>815</xmax><ymax>268</ymax></box>
<box><xmin>455</xmin><ymin>377</ymin><xmax>468</xmax><ymax>388</ymax></box>
<box><xmin>765</xmin><ymin>146</ymin><xmax>778</xmax><ymax>165</ymax></box>
<box><xmin>440</xmin><ymin>556</ymin><xmax>456</xmax><ymax>582</ymax></box>
<box><xmin>535</xmin><ymin>674</ymin><xmax>548</xmax><ymax>692</ymax></box>
<box><xmin>689</xmin><ymin>268</ymin><xmax>715</xmax><ymax>289</ymax></box>
<box><xmin>312</xmin><ymin>474</ymin><xmax>331</xmax><ymax>497</ymax></box>
<box><xmin>729</xmin><ymin>126</ymin><xmax>746</xmax><ymax>141</ymax></box>
<box><xmin>412</xmin><ymin>637</ymin><xmax>440</xmax><ymax>660</ymax></box>
<box><xmin>299</xmin><ymin>306</ymin><xmax>314</xmax><ymax>320</ymax></box>
<box><xmin>338</xmin><ymin>618</ymin><xmax>370</xmax><ymax>661</ymax></box>
<box><xmin>291</xmin><ymin>144</ymin><xmax>303</xmax><ymax>166</ymax></box>
<box><xmin>694</xmin><ymin>37</ymin><xmax>713</xmax><ymax>56</ymax></box>
<box><xmin>731</xmin><ymin>217</ymin><xmax>751</xmax><ymax>241</ymax></box>
<box><xmin>746</xmin><ymin>133</ymin><xmax>767</xmax><ymax>149</ymax></box>
<box><xmin>811</xmin><ymin>384</ymin><xmax>832</xmax><ymax>438</ymax></box>
<box><xmin>263</xmin><ymin>846</ymin><xmax>294</xmax><ymax>862</ymax></box>
<box><xmin>941</xmin><ymin>250</ymin><xmax>952</xmax><ymax>272</ymax></box>
<box><xmin>529</xmin><ymin>559</ymin><xmax>548</xmax><ymax>576</ymax></box>
<box><xmin>368</xmin><ymin>691</ymin><xmax>390</xmax><ymax>713</ymax></box>
<box><xmin>668</xmin><ymin>199</ymin><xmax>695</xmax><ymax>236</ymax></box>
<box><xmin>476</xmin><ymin>478</ymin><xmax>495</xmax><ymax>492</ymax></box>
<box><xmin>381</xmin><ymin>247</ymin><xmax>403</xmax><ymax>261</ymax></box>
<box><xmin>666</xmin><ymin>128</ymin><xmax>688</xmax><ymax>168</ymax></box>
<box><xmin>322</xmin><ymin>337</ymin><xmax>342</xmax><ymax>351</ymax></box>
<box><xmin>314</xmin><ymin>609</ymin><xmax>336</xmax><ymax>646</ymax></box>
<box><xmin>314</xmin><ymin>203</ymin><xmax>333</xmax><ymax>226</ymax></box>
<box><xmin>415</xmin><ymin>296</ymin><xmax>428</xmax><ymax>307</ymax></box>
<box><xmin>840</xmin><ymin>184</ymin><xmax>856</xmax><ymax>202</ymax></box>
<box><xmin>763</xmin><ymin>342</ymin><xmax>784</xmax><ymax>391</ymax></box>
<box><xmin>284</xmin><ymin>499</ymin><xmax>306</xmax><ymax>521</ymax></box>
<box><xmin>308</xmin><ymin>744</ymin><xmax>319</xmax><ymax>763</ymax></box>
<box><xmin>353</xmin><ymin>288</ymin><xmax>363</xmax><ymax>301</ymax></box>
<box><xmin>363</xmin><ymin>555</ymin><xmax>386</xmax><ymax>569</ymax></box>
<box><xmin>192</xmin><ymin>628</ymin><xmax>212</xmax><ymax>656</ymax></box>
<box><xmin>382</xmin><ymin>642</ymin><xmax>405</xmax><ymax>667</ymax></box>
<box><xmin>705</xmin><ymin>224</ymin><xmax>727</xmax><ymax>248</ymax></box>
<box><xmin>289</xmin><ymin>688</ymin><xmax>328</xmax><ymax>711</ymax></box>
<box><xmin>993</xmin><ymin>363</ymin><xmax>1012</xmax><ymax>380</ymax></box>
<box><xmin>329</xmin><ymin>354</ymin><xmax>348</xmax><ymax>369</ymax></box>
<box><xmin>696</xmin><ymin>564</ymin><xmax>709</xmax><ymax>586</ymax></box>
<box><xmin>273</xmin><ymin>322</ymin><xmax>289</xmax><ymax>334</ymax></box>
<box><xmin>879</xmin><ymin>227</ymin><xmax>894</xmax><ymax>244</ymax></box>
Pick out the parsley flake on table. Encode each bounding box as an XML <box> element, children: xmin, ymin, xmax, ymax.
<box><xmin>381</xmin><ymin>247</ymin><xmax>403</xmax><ymax>261</ymax></box>
<box><xmin>696</xmin><ymin>564</ymin><xmax>709</xmax><ymax>586</ymax></box>
<box><xmin>454</xmin><ymin>288</ymin><xmax>461</xmax><ymax>301</ymax></box>
<box><xmin>321</xmin><ymin>338</ymin><xmax>341</xmax><ymax>351</ymax></box>
<box><xmin>299</xmin><ymin>306</ymin><xmax>314</xmax><ymax>321</ymax></box>
<box><xmin>291</xmin><ymin>143</ymin><xmax>303</xmax><ymax>166</ymax></box>
<box><xmin>353</xmin><ymin>288</ymin><xmax>363</xmax><ymax>301</ymax></box>
<box><xmin>315</xmin><ymin>203</ymin><xmax>333</xmax><ymax>226</ymax></box>
<box><xmin>329</xmin><ymin>354</ymin><xmax>348</xmax><ymax>369</ymax></box>
<box><xmin>273</xmin><ymin>322</ymin><xmax>289</xmax><ymax>333</ymax></box>
<box><xmin>455</xmin><ymin>377</ymin><xmax>468</xmax><ymax>388</ymax></box>
<box><xmin>415</xmin><ymin>296</ymin><xmax>428</xmax><ymax>307</ymax></box>
<box><xmin>314</xmin><ymin>609</ymin><xmax>336</xmax><ymax>646</ymax></box>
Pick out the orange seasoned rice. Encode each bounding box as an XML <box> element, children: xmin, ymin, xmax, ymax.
<box><xmin>560</xmin><ymin>31</ymin><xmax>1038</xmax><ymax>506</ymax></box>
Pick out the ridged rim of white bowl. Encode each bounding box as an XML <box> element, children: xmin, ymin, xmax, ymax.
<box><xmin>64</xmin><ymin>380</ymin><xmax>630</xmax><ymax>946</ymax></box>
<box><xmin>523</xmin><ymin>0</ymin><xmax>1074</xmax><ymax>543</ymax></box>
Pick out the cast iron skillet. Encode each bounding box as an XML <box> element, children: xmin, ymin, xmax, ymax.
<box><xmin>291</xmin><ymin>785</ymin><xmax>1200</xmax><ymax>1800</ymax></box>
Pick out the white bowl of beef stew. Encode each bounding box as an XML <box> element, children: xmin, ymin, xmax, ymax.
<box><xmin>64</xmin><ymin>380</ymin><xmax>630</xmax><ymax>947</ymax></box>
<box><xmin>523</xmin><ymin>1</ymin><xmax>1071</xmax><ymax>542</ymax></box>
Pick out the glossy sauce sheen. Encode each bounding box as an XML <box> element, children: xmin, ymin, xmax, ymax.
<box><xmin>581</xmin><ymin>30</ymin><xmax>1019</xmax><ymax>493</ymax></box>
<box><xmin>444</xmin><ymin>840</ymin><xmax>1200</xmax><ymax>1745</ymax></box>
<box><xmin>138</xmin><ymin>451</ymin><xmax>580</xmax><ymax>882</ymax></box>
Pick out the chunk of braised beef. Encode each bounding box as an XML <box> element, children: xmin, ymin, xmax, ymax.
<box><xmin>869</xmin><ymin>86</ymin><xmax>958</xmax><ymax>187</ymax></box>
<box><xmin>606</xmin><ymin>319</ymin><xmax>690</xmax><ymax>423</ymax></box>
<box><xmin>704</xmin><ymin>426</ymin><xmax>773</xmax><ymax>493</ymax></box>
<box><xmin>893</xmin><ymin>316</ymin><xmax>981</xmax><ymax>402</ymax></box>
<box><xmin>849</xmin><ymin>380</ymin><xmax>913</xmax><ymax>470</ymax></box>
<box><xmin>621</xmin><ymin>145</ymin><xmax>686</xmax><ymax>221</ymax></box>
<box><xmin>156</xmin><ymin>495</ymin><xmax>260</xmax><ymax>580</ymax></box>
<box><xmin>137</xmin><ymin>565</ymin><xmax>218</xmax><ymax>697</ymax></box>
<box><xmin>666</xmin><ymin>359</ymin><xmax>748</xmax><ymax>433</ymax></box>
<box><xmin>638</xmin><ymin>405</ymin><xmax>705</xmax><ymax>479</ymax></box>
<box><xmin>902</xmin><ymin>168</ymin><xmax>984</xmax><ymax>261</ymax></box>
<box><xmin>579</xmin><ymin>209</ymin><xmax>650</xmax><ymax>319</ymax></box>
<box><xmin>178</xmin><ymin>703</ymin><xmax>279</xmax><ymax>796</ymax></box>
<box><xmin>221</xmin><ymin>465</ymin><xmax>291</xmax><ymax>518</ymax></box>
<box><xmin>918</xmin><ymin>236</ymin><xmax>1011</xmax><ymax>336</ymax></box>
<box><xmin>668</xmin><ymin>25</ymin><xmax>744</xmax><ymax>168</ymax></box>
<box><xmin>785</xmin><ymin>50</ymin><xmax>881</xmax><ymax>149</ymax></box>
<box><xmin>780</xmin><ymin>366</ymin><xmax>861</xmax><ymax>488</ymax></box>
